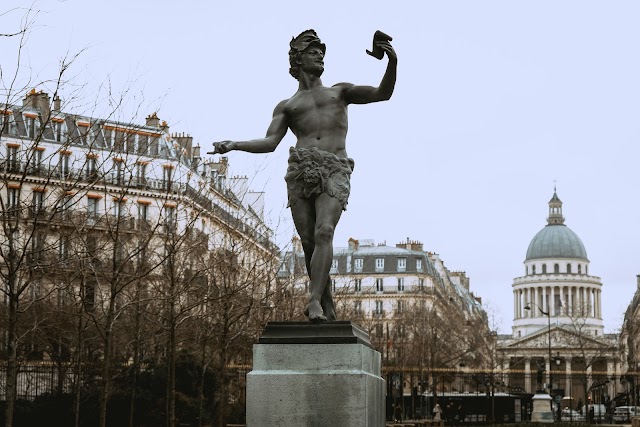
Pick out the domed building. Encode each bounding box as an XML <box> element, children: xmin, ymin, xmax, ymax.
<box><xmin>497</xmin><ymin>191</ymin><xmax>620</xmax><ymax>412</ymax></box>
<box><xmin>512</xmin><ymin>191</ymin><xmax>604</xmax><ymax>339</ymax></box>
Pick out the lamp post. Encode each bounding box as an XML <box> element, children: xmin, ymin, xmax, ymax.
<box><xmin>525</xmin><ymin>302</ymin><xmax>552</xmax><ymax>394</ymax></box>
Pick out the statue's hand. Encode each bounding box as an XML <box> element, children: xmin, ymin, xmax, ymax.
<box><xmin>209</xmin><ymin>140</ymin><xmax>235</xmax><ymax>155</ymax></box>
<box><xmin>377</xmin><ymin>40</ymin><xmax>397</xmax><ymax>63</ymax></box>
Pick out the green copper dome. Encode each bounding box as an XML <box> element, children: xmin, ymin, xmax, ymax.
<box><xmin>525</xmin><ymin>224</ymin><xmax>588</xmax><ymax>261</ymax></box>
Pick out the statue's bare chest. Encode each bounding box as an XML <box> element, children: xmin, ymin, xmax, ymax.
<box><xmin>286</xmin><ymin>87</ymin><xmax>345</xmax><ymax>119</ymax></box>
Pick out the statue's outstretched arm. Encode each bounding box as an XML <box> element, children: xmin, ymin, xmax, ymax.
<box><xmin>210</xmin><ymin>101</ymin><xmax>288</xmax><ymax>154</ymax></box>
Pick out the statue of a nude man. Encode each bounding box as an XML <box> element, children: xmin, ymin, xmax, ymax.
<box><xmin>212</xmin><ymin>30</ymin><xmax>397</xmax><ymax>322</ymax></box>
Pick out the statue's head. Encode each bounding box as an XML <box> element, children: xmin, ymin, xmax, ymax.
<box><xmin>289</xmin><ymin>29</ymin><xmax>326</xmax><ymax>80</ymax></box>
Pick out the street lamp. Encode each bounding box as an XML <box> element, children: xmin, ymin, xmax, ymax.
<box><xmin>525</xmin><ymin>302</ymin><xmax>552</xmax><ymax>395</ymax></box>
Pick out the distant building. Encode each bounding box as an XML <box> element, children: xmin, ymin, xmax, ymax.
<box><xmin>279</xmin><ymin>236</ymin><xmax>494</xmax><ymax>396</ymax></box>
<box><xmin>0</xmin><ymin>89</ymin><xmax>278</xmax><ymax>393</ymax></box>
<box><xmin>497</xmin><ymin>191</ymin><xmax>619</xmax><ymax>407</ymax></box>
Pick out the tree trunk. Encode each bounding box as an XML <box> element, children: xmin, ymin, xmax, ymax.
<box><xmin>73</xmin><ymin>309</ymin><xmax>85</xmax><ymax>427</ymax></box>
<box><xmin>167</xmin><ymin>319</ymin><xmax>176</xmax><ymax>427</ymax></box>
<box><xmin>99</xmin><ymin>309</ymin><xmax>114</xmax><ymax>427</ymax></box>
<box><xmin>4</xmin><ymin>287</ymin><xmax>18</xmax><ymax>427</ymax></box>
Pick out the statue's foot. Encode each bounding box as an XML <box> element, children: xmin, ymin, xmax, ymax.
<box><xmin>305</xmin><ymin>300</ymin><xmax>327</xmax><ymax>323</ymax></box>
<box><xmin>321</xmin><ymin>278</ymin><xmax>337</xmax><ymax>321</ymax></box>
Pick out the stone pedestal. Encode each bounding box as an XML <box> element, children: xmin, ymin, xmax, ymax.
<box><xmin>246</xmin><ymin>321</ymin><xmax>385</xmax><ymax>427</ymax></box>
<box><xmin>531</xmin><ymin>392</ymin><xmax>554</xmax><ymax>423</ymax></box>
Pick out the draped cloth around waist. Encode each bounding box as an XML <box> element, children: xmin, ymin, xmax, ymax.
<box><xmin>284</xmin><ymin>147</ymin><xmax>355</xmax><ymax>211</ymax></box>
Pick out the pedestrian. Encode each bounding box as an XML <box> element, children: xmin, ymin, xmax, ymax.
<box><xmin>394</xmin><ymin>404</ymin><xmax>403</xmax><ymax>423</ymax></box>
<box><xmin>433</xmin><ymin>402</ymin><xmax>443</xmax><ymax>421</ymax></box>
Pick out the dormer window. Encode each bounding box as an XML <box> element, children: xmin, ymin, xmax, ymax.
<box><xmin>24</xmin><ymin>113</ymin><xmax>38</xmax><ymax>138</ymax></box>
<box><xmin>52</xmin><ymin>119</ymin><xmax>66</xmax><ymax>142</ymax></box>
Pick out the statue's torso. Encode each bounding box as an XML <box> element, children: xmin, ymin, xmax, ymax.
<box><xmin>285</xmin><ymin>86</ymin><xmax>348</xmax><ymax>157</ymax></box>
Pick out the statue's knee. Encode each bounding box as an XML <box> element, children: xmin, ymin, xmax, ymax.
<box><xmin>314</xmin><ymin>224</ymin><xmax>335</xmax><ymax>244</ymax></box>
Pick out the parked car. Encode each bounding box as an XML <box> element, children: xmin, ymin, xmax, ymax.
<box><xmin>561</xmin><ymin>408</ymin><xmax>586</xmax><ymax>422</ymax></box>
<box><xmin>613</xmin><ymin>406</ymin><xmax>640</xmax><ymax>423</ymax></box>
<box><xmin>582</xmin><ymin>404</ymin><xmax>607</xmax><ymax>423</ymax></box>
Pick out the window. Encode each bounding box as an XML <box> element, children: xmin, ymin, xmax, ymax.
<box><xmin>138</xmin><ymin>203</ymin><xmax>148</xmax><ymax>222</ymax></box>
<box><xmin>397</xmin><ymin>258</ymin><xmax>406</xmax><ymax>271</ymax></box>
<box><xmin>586</xmin><ymin>265</ymin><xmax>588</xmax><ymax>275</ymax></box>
<box><xmin>136</xmin><ymin>163</ymin><xmax>147</xmax><ymax>186</ymax></box>
<box><xmin>115</xmin><ymin>161</ymin><xmax>124</xmax><ymax>185</ymax></box>
<box><xmin>58</xmin><ymin>235</ymin><xmax>69</xmax><ymax>263</ymax></box>
<box><xmin>0</xmin><ymin>113</ymin><xmax>8</xmax><ymax>135</ymax></box>
<box><xmin>331</xmin><ymin>279</ymin><xmax>336</xmax><ymax>293</ymax></box>
<box><xmin>59</xmin><ymin>153</ymin><xmax>70</xmax><ymax>178</ymax></box>
<box><xmin>114</xmin><ymin>200</ymin><xmax>126</xmax><ymax>219</ymax></box>
<box><xmin>397</xmin><ymin>277</ymin><xmax>405</xmax><ymax>291</ymax></box>
<box><xmin>375</xmin><ymin>323</ymin><xmax>384</xmax><ymax>338</ymax></box>
<box><xmin>354</xmin><ymin>279</ymin><xmax>362</xmax><ymax>292</ymax></box>
<box><xmin>164</xmin><ymin>205</ymin><xmax>176</xmax><ymax>230</ymax></box>
<box><xmin>31</xmin><ymin>191</ymin><xmax>44</xmax><ymax>214</ymax></box>
<box><xmin>29</xmin><ymin>149</ymin><xmax>42</xmax><ymax>172</ymax></box>
<box><xmin>526</xmin><ymin>266</ymin><xmax>528</xmax><ymax>275</ymax></box>
<box><xmin>331</xmin><ymin>259</ymin><xmax>339</xmax><ymax>272</ymax></box>
<box><xmin>354</xmin><ymin>300</ymin><xmax>362</xmax><ymax>315</ymax></box>
<box><xmin>419</xmin><ymin>278</ymin><xmax>425</xmax><ymax>290</ymax></box>
<box><xmin>375</xmin><ymin>258</ymin><xmax>384</xmax><ymax>272</ymax></box>
<box><xmin>61</xmin><ymin>194</ymin><xmax>73</xmax><ymax>214</ymax></box>
<box><xmin>163</xmin><ymin>166</ymin><xmax>173</xmax><ymax>187</ymax></box>
<box><xmin>7</xmin><ymin>187</ymin><xmax>20</xmax><ymax>214</ymax></box>
<box><xmin>53</xmin><ymin>120</ymin><xmax>65</xmax><ymax>142</ymax></box>
<box><xmin>396</xmin><ymin>300</ymin><xmax>404</xmax><ymax>314</ymax></box>
<box><xmin>374</xmin><ymin>300</ymin><xmax>384</xmax><ymax>315</ymax></box>
<box><xmin>86</xmin><ymin>157</ymin><xmax>97</xmax><ymax>178</ymax></box>
<box><xmin>375</xmin><ymin>278</ymin><xmax>384</xmax><ymax>292</ymax></box>
<box><xmin>25</xmin><ymin>115</ymin><xmax>37</xmax><ymax>138</ymax></box>
<box><xmin>542</xmin><ymin>264</ymin><xmax>547</xmax><ymax>274</ymax></box>
<box><xmin>554</xmin><ymin>263</ymin><xmax>560</xmax><ymax>274</ymax></box>
<box><xmin>7</xmin><ymin>145</ymin><xmax>18</xmax><ymax>171</ymax></box>
<box><xmin>532</xmin><ymin>265</ymin><xmax>536</xmax><ymax>274</ymax></box>
<box><xmin>354</xmin><ymin>258</ymin><xmax>363</xmax><ymax>272</ymax></box>
<box><xmin>416</xmin><ymin>258</ymin><xmax>422</xmax><ymax>271</ymax></box>
<box><xmin>567</xmin><ymin>263</ymin><xmax>572</xmax><ymax>274</ymax></box>
<box><xmin>87</xmin><ymin>197</ymin><xmax>99</xmax><ymax>220</ymax></box>
<box><xmin>578</xmin><ymin>264</ymin><xmax>582</xmax><ymax>274</ymax></box>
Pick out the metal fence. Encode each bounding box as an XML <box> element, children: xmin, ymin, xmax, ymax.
<box><xmin>0</xmin><ymin>362</ymin><xmax>75</xmax><ymax>400</ymax></box>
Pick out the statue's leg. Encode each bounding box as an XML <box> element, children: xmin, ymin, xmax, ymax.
<box><xmin>306</xmin><ymin>193</ymin><xmax>342</xmax><ymax>322</ymax></box>
<box><xmin>290</xmin><ymin>198</ymin><xmax>326</xmax><ymax>321</ymax></box>
<box><xmin>321</xmin><ymin>277</ymin><xmax>337</xmax><ymax>321</ymax></box>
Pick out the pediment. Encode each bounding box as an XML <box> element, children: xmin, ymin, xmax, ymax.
<box><xmin>502</xmin><ymin>325</ymin><xmax>612</xmax><ymax>351</ymax></box>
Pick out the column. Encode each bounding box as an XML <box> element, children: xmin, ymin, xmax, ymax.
<box><xmin>587</xmin><ymin>364</ymin><xmax>593</xmax><ymax>394</ymax></box>
<box><xmin>568</xmin><ymin>286</ymin><xmax>573</xmax><ymax>315</ymax></box>
<box><xmin>504</xmin><ymin>359</ymin><xmax>510</xmax><ymax>388</ymax></box>
<box><xmin>565</xmin><ymin>357</ymin><xmax>572</xmax><ymax>395</ymax></box>
<box><xmin>598</xmin><ymin>289</ymin><xmax>602</xmax><ymax>318</ymax></box>
<box><xmin>545</xmin><ymin>356</ymin><xmax>551</xmax><ymax>390</ymax></box>
<box><xmin>525</xmin><ymin>358</ymin><xmax>532</xmax><ymax>393</ymax></box>
<box><xmin>607</xmin><ymin>359</ymin><xmax>615</xmax><ymax>400</ymax></box>
<box><xmin>542</xmin><ymin>286</ymin><xmax>547</xmax><ymax>314</ymax></box>
<box><xmin>535</xmin><ymin>287</ymin><xmax>540</xmax><ymax>316</ymax></box>
<box><xmin>550</xmin><ymin>286</ymin><xmax>555</xmax><ymax>316</ymax></box>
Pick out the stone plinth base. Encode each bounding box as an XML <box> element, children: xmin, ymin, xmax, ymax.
<box><xmin>531</xmin><ymin>392</ymin><xmax>554</xmax><ymax>423</ymax></box>
<box><xmin>246</xmin><ymin>322</ymin><xmax>385</xmax><ymax>427</ymax></box>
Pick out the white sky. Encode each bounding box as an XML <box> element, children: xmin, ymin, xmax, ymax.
<box><xmin>2</xmin><ymin>0</ymin><xmax>639</xmax><ymax>333</ymax></box>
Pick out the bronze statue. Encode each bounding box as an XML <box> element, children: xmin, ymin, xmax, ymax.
<box><xmin>211</xmin><ymin>29</ymin><xmax>397</xmax><ymax>322</ymax></box>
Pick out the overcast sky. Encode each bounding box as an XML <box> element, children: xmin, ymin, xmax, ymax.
<box><xmin>2</xmin><ymin>0</ymin><xmax>639</xmax><ymax>333</ymax></box>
